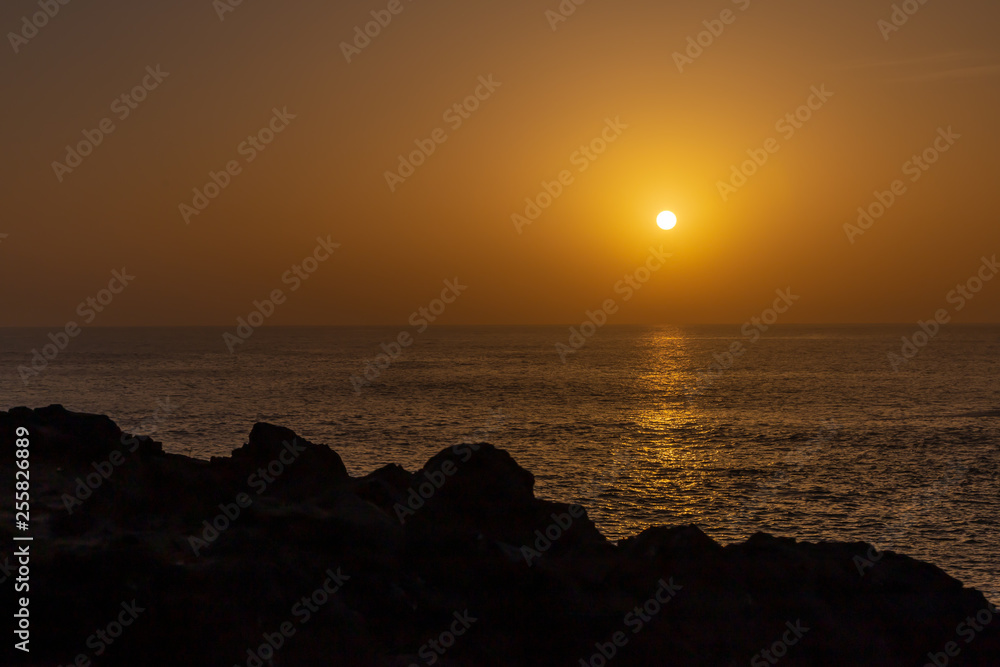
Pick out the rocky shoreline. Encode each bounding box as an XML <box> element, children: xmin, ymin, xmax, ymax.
<box><xmin>2</xmin><ymin>405</ymin><xmax>998</xmax><ymax>666</ymax></box>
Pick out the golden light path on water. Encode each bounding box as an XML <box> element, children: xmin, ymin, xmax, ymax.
<box><xmin>576</xmin><ymin>327</ymin><xmax>800</xmax><ymax>545</ymax></box>
<box><xmin>584</xmin><ymin>328</ymin><xmax>727</xmax><ymax>538</ymax></box>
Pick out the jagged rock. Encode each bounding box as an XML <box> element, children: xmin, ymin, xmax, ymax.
<box><xmin>0</xmin><ymin>405</ymin><xmax>996</xmax><ymax>666</ymax></box>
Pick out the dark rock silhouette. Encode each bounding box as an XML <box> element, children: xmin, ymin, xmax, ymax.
<box><xmin>1</xmin><ymin>405</ymin><xmax>997</xmax><ymax>666</ymax></box>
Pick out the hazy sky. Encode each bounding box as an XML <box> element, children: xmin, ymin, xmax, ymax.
<box><xmin>2</xmin><ymin>0</ymin><xmax>999</xmax><ymax>325</ymax></box>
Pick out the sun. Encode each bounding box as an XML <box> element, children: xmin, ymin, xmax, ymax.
<box><xmin>656</xmin><ymin>211</ymin><xmax>677</xmax><ymax>230</ymax></box>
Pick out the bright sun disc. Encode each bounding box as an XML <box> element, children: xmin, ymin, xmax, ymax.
<box><xmin>657</xmin><ymin>211</ymin><xmax>677</xmax><ymax>230</ymax></box>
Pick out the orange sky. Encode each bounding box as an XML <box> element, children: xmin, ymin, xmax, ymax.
<box><xmin>1</xmin><ymin>0</ymin><xmax>999</xmax><ymax>325</ymax></box>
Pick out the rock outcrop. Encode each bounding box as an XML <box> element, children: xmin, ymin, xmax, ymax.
<box><xmin>1</xmin><ymin>405</ymin><xmax>997</xmax><ymax>666</ymax></box>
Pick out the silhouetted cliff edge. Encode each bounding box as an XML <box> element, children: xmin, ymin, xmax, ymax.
<box><xmin>2</xmin><ymin>405</ymin><xmax>998</xmax><ymax>666</ymax></box>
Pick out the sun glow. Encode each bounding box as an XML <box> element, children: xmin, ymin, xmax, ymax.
<box><xmin>657</xmin><ymin>211</ymin><xmax>677</xmax><ymax>230</ymax></box>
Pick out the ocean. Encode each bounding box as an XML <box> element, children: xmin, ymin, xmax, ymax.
<box><xmin>2</xmin><ymin>325</ymin><xmax>998</xmax><ymax>601</ymax></box>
